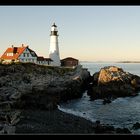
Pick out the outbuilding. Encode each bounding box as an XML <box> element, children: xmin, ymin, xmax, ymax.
<box><xmin>61</xmin><ymin>57</ymin><xmax>79</xmax><ymax>67</ymax></box>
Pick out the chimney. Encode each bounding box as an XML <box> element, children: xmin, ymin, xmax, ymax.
<box><xmin>13</xmin><ymin>47</ymin><xmax>18</xmax><ymax>53</ymax></box>
<box><xmin>11</xmin><ymin>45</ymin><xmax>14</xmax><ymax>48</ymax></box>
<box><xmin>22</xmin><ymin>44</ymin><xmax>24</xmax><ymax>47</ymax></box>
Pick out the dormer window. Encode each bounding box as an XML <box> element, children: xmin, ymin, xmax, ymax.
<box><xmin>7</xmin><ymin>53</ymin><xmax>13</xmax><ymax>56</ymax></box>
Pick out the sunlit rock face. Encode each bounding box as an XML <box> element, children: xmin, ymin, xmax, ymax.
<box><xmin>88</xmin><ymin>66</ymin><xmax>140</xmax><ymax>99</ymax></box>
<box><xmin>98</xmin><ymin>66</ymin><xmax>131</xmax><ymax>85</ymax></box>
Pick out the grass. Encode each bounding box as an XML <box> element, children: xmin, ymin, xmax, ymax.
<box><xmin>0</xmin><ymin>62</ymin><xmax>76</xmax><ymax>76</ymax></box>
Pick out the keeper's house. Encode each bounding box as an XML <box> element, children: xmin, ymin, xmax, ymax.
<box><xmin>0</xmin><ymin>44</ymin><xmax>52</xmax><ymax>65</ymax></box>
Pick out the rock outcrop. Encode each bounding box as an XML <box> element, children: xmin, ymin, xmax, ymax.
<box><xmin>88</xmin><ymin>66</ymin><xmax>140</xmax><ymax>100</ymax></box>
<box><xmin>0</xmin><ymin>63</ymin><xmax>90</xmax><ymax>110</ymax></box>
<box><xmin>0</xmin><ymin>63</ymin><xmax>90</xmax><ymax>133</ymax></box>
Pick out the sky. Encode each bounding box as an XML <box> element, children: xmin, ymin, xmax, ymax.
<box><xmin>0</xmin><ymin>6</ymin><xmax>140</xmax><ymax>62</ymax></box>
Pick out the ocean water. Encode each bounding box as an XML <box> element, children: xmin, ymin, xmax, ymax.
<box><xmin>59</xmin><ymin>62</ymin><xmax>140</xmax><ymax>134</ymax></box>
<box><xmin>81</xmin><ymin>62</ymin><xmax>140</xmax><ymax>76</ymax></box>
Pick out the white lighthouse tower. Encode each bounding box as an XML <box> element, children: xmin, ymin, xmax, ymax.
<box><xmin>49</xmin><ymin>23</ymin><xmax>61</xmax><ymax>66</ymax></box>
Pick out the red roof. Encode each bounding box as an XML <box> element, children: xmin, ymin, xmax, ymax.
<box><xmin>1</xmin><ymin>45</ymin><xmax>27</xmax><ymax>60</ymax></box>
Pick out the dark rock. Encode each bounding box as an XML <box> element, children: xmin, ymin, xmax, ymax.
<box><xmin>5</xmin><ymin>115</ymin><xmax>11</xmax><ymax>124</ymax></box>
<box><xmin>0</xmin><ymin>124</ymin><xmax>3</xmax><ymax>131</ymax></box>
<box><xmin>94</xmin><ymin>121</ymin><xmax>116</xmax><ymax>134</ymax></box>
<box><xmin>0</xmin><ymin>63</ymin><xmax>90</xmax><ymax>111</ymax></box>
<box><xmin>116</xmin><ymin>128</ymin><xmax>131</xmax><ymax>134</ymax></box>
<box><xmin>103</xmin><ymin>98</ymin><xmax>111</xmax><ymax>105</ymax></box>
<box><xmin>3</xmin><ymin>124</ymin><xmax>16</xmax><ymax>134</ymax></box>
<box><xmin>104</xmin><ymin>125</ymin><xmax>115</xmax><ymax>131</ymax></box>
<box><xmin>95</xmin><ymin>120</ymin><xmax>100</xmax><ymax>124</ymax></box>
<box><xmin>132</xmin><ymin>122</ymin><xmax>140</xmax><ymax>130</ymax></box>
<box><xmin>15</xmin><ymin>109</ymin><xmax>96</xmax><ymax>134</ymax></box>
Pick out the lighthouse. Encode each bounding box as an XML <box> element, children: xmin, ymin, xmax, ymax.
<box><xmin>49</xmin><ymin>23</ymin><xmax>61</xmax><ymax>66</ymax></box>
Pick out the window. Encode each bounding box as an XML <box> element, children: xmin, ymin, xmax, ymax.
<box><xmin>7</xmin><ymin>53</ymin><xmax>13</xmax><ymax>56</ymax></box>
<box><xmin>23</xmin><ymin>53</ymin><xmax>26</xmax><ymax>57</ymax></box>
<box><xmin>27</xmin><ymin>53</ymin><xmax>29</xmax><ymax>57</ymax></box>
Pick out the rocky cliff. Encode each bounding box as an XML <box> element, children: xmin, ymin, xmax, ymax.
<box><xmin>88</xmin><ymin>66</ymin><xmax>140</xmax><ymax>100</ymax></box>
<box><xmin>0</xmin><ymin>63</ymin><xmax>90</xmax><ymax>133</ymax></box>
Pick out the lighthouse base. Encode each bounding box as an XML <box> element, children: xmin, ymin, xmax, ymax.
<box><xmin>49</xmin><ymin>52</ymin><xmax>61</xmax><ymax>66</ymax></box>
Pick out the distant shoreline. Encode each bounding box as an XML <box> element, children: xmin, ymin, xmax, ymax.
<box><xmin>117</xmin><ymin>61</ymin><xmax>140</xmax><ymax>63</ymax></box>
